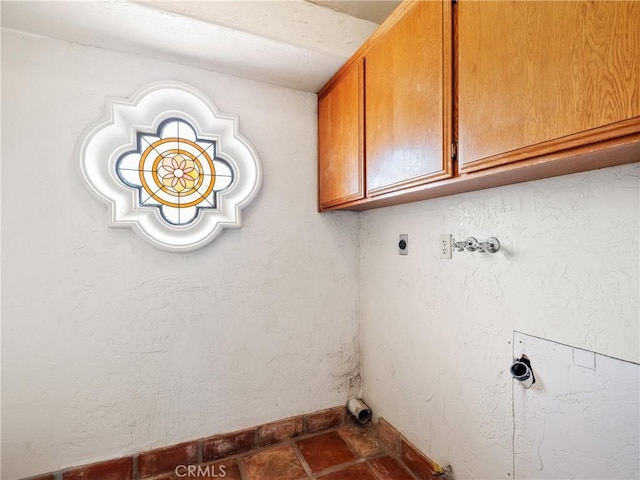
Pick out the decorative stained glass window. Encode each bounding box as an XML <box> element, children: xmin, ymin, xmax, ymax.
<box><xmin>115</xmin><ymin>118</ymin><xmax>234</xmax><ymax>226</ymax></box>
<box><xmin>77</xmin><ymin>82</ymin><xmax>262</xmax><ymax>252</ymax></box>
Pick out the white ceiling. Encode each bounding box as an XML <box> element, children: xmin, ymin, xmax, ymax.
<box><xmin>309</xmin><ymin>1</ymin><xmax>400</xmax><ymax>24</ymax></box>
<box><xmin>1</xmin><ymin>0</ymin><xmax>393</xmax><ymax>93</ymax></box>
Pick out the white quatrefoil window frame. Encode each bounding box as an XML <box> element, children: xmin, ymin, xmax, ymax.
<box><xmin>77</xmin><ymin>82</ymin><xmax>262</xmax><ymax>252</ymax></box>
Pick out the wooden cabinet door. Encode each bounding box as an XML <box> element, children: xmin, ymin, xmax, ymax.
<box><xmin>365</xmin><ymin>0</ymin><xmax>453</xmax><ymax>196</ymax></box>
<box><xmin>318</xmin><ymin>59</ymin><xmax>364</xmax><ymax>210</ymax></box>
<box><xmin>458</xmin><ymin>1</ymin><xmax>640</xmax><ymax>173</ymax></box>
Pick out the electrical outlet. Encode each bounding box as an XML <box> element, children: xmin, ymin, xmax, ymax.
<box><xmin>439</xmin><ymin>234</ymin><xmax>452</xmax><ymax>259</ymax></box>
<box><xmin>399</xmin><ymin>234</ymin><xmax>408</xmax><ymax>255</ymax></box>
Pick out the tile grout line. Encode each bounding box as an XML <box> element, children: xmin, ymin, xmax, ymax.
<box><xmin>379</xmin><ymin>447</ymin><xmax>422</xmax><ymax>480</ymax></box>
<box><xmin>84</xmin><ymin>417</ymin><xmax>427</xmax><ymax>480</ymax></box>
<box><xmin>346</xmin><ymin>421</ymin><xmax>423</xmax><ymax>480</ymax></box>
<box><xmin>236</xmin><ymin>453</ymin><xmax>249</xmax><ymax>480</ymax></box>
<box><xmin>314</xmin><ymin>458</ymin><xmax>370</xmax><ymax>478</ymax></box>
<box><xmin>364</xmin><ymin>460</ymin><xmax>388</xmax><ymax>480</ymax></box>
<box><xmin>336</xmin><ymin>425</ymin><xmax>367</xmax><ymax>459</ymax></box>
<box><xmin>132</xmin><ymin>455</ymin><xmax>139</xmax><ymax>480</ymax></box>
<box><xmin>195</xmin><ymin>439</ymin><xmax>203</xmax><ymax>464</ymax></box>
<box><xmin>236</xmin><ymin>422</ymin><xmax>418</xmax><ymax>480</ymax></box>
<box><xmin>287</xmin><ymin>437</ymin><xmax>314</xmax><ymax>479</ymax></box>
<box><xmin>301</xmin><ymin>423</ymin><xmax>392</xmax><ymax>479</ymax></box>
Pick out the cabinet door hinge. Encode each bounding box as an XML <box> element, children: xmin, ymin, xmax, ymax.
<box><xmin>451</xmin><ymin>142</ymin><xmax>458</xmax><ymax>161</ymax></box>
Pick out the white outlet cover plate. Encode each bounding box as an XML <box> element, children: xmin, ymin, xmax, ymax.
<box><xmin>439</xmin><ymin>233</ymin><xmax>452</xmax><ymax>259</ymax></box>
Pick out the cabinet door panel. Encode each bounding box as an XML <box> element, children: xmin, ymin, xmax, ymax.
<box><xmin>365</xmin><ymin>0</ymin><xmax>453</xmax><ymax>196</ymax></box>
<box><xmin>318</xmin><ymin>60</ymin><xmax>364</xmax><ymax>209</ymax></box>
<box><xmin>458</xmin><ymin>1</ymin><xmax>640</xmax><ymax>173</ymax></box>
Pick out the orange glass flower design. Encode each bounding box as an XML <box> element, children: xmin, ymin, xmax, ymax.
<box><xmin>158</xmin><ymin>154</ymin><xmax>199</xmax><ymax>193</ymax></box>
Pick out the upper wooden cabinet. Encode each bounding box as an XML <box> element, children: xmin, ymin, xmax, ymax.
<box><xmin>365</xmin><ymin>0</ymin><xmax>453</xmax><ymax>195</ymax></box>
<box><xmin>317</xmin><ymin>0</ymin><xmax>640</xmax><ymax>211</ymax></box>
<box><xmin>317</xmin><ymin>0</ymin><xmax>452</xmax><ymax>211</ymax></box>
<box><xmin>318</xmin><ymin>59</ymin><xmax>364</xmax><ymax>209</ymax></box>
<box><xmin>457</xmin><ymin>0</ymin><xmax>640</xmax><ymax>173</ymax></box>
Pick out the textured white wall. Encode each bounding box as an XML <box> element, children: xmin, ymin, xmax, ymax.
<box><xmin>360</xmin><ymin>164</ymin><xmax>639</xmax><ymax>479</ymax></box>
<box><xmin>513</xmin><ymin>332</ymin><xmax>639</xmax><ymax>479</ymax></box>
<box><xmin>1</xmin><ymin>31</ymin><xmax>359</xmax><ymax>480</ymax></box>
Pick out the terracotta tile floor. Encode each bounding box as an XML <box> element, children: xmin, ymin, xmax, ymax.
<box><xmin>149</xmin><ymin>421</ymin><xmax>424</xmax><ymax>480</ymax></box>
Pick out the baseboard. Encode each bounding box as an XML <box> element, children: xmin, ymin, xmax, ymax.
<box><xmin>21</xmin><ymin>406</ymin><xmax>346</xmax><ymax>480</ymax></box>
<box><xmin>374</xmin><ymin>417</ymin><xmax>446</xmax><ymax>480</ymax></box>
<box><xmin>21</xmin><ymin>407</ymin><xmax>445</xmax><ymax>480</ymax></box>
